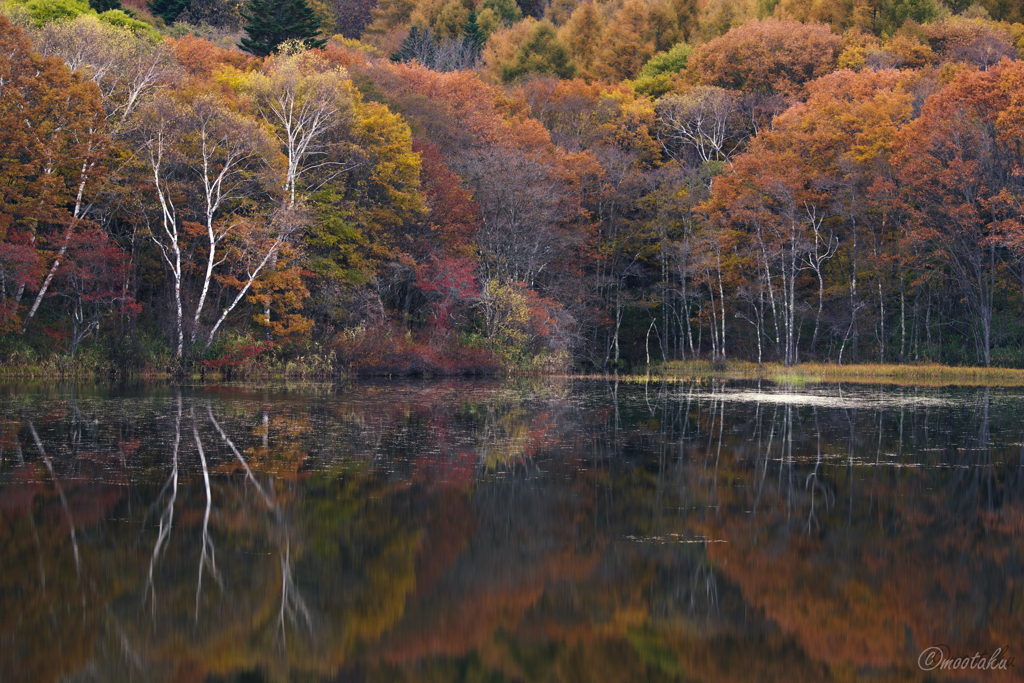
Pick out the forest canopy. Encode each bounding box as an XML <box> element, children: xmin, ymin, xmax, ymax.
<box><xmin>1</xmin><ymin>0</ymin><xmax>1023</xmax><ymax>374</ymax></box>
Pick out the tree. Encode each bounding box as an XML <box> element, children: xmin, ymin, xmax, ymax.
<box><xmin>148</xmin><ymin>0</ymin><xmax>189</xmax><ymax>24</ymax></box>
<box><xmin>130</xmin><ymin>91</ymin><xmax>280</xmax><ymax>357</ymax></box>
<box><xmin>28</xmin><ymin>15</ymin><xmax>175</xmax><ymax>128</ymax></box>
<box><xmin>239</xmin><ymin>0</ymin><xmax>327</xmax><ymax>57</ymax></box>
<box><xmin>655</xmin><ymin>86</ymin><xmax>746</xmax><ymax>164</ymax></box>
<box><xmin>895</xmin><ymin>60</ymin><xmax>1024</xmax><ymax>366</ymax></box>
<box><xmin>52</xmin><ymin>227</ymin><xmax>137</xmax><ymax>358</ymax></box>
<box><xmin>464</xmin><ymin>148</ymin><xmax>569</xmax><ymax>286</ymax></box>
<box><xmin>592</xmin><ymin>0</ymin><xmax>655</xmax><ymax>81</ymax></box>
<box><xmin>88</xmin><ymin>0</ymin><xmax>122</xmax><ymax>11</ymax></box>
<box><xmin>687</xmin><ymin>19</ymin><xmax>842</xmax><ymax>97</ymax></box>
<box><xmin>463</xmin><ymin>10</ymin><xmax>484</xmax><ymax>53</ymax></box>
<box><xmin>632</xmin><ymin>42</ymin><xmax>692</xmax><ymax>97</ymax></box>
<box><xmin>498</xmin><ymin>20</ymin><xmax>575</xmax><ymax>82</ymax></box>
<box><xmin>0</xmin><ymin>17</ymin><xmax>110</xmax><ymax>336</ymax></box>
<box><xmin>560</xmin><ymin>1</ymin><xmax>604</xmax><ymax>77</ymax></box>
<box><xmin>245</xmin><ymin>49</ymin><xmax>355</xmax><ymax>334</ymax></box>
<box><xmin>392</xmin><ymin>25</ymin><xmax>438</xmax><ymax>64</ymax></box>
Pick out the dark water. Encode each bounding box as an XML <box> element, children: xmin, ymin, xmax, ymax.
<box><xmin>0</xmin><ymin>379</ymin><xmax>1021</xmax><ymax>683</ymax></box>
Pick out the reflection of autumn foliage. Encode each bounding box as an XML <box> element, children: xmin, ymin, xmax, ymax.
<box><xmin>412</xmin><ymin>447</ymin><xmax>476</xmax><ymax>489</ymax></box>
<box><xmin>0</xmin><ymin>464</ymin><xmax>129</xmax><ymax>683</ymax></box>
<box><xmin>676</xmin><ymin>396</ymin><xmax>1024</xmax><ymax>682</ymax></box>
<box><xmin>379</xmin><ymin>473</ymin><xmax>599</xmax><ymax>665</ymax></box>
<box><xmin>4</xmin><ymin>383</ymin><xmax>1023</xmax><ymax>683</ymax></box>
<box><xmin>412</xmin><ymin>490</ymin><xmax>475</xmax><ymax>597</ymax></box>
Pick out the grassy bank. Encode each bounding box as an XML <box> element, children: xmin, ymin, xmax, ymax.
<box><xmin>662</xmin><ymin>360</ymin><xmax>1024</xmax><ymax>387</ymax></box>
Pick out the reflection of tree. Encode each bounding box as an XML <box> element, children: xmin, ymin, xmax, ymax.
<box><xmin>145</xmin><ymin>394</ymin><xmax>180</xmax><ymax>612</ymax></box>
<box><xmin>192</xmin><ymin>407</ymin><xmax>221</xmax><ymax>620</ymax></box>
<box><xmin>675</xmin><ymin>385</ymin><xmax>1024</xmax><ymax>680</ymax></box>
<box><xmin>2</xmin><ymin>381</ymin><xmax>1022</xmax><ymax>683</ymax></box>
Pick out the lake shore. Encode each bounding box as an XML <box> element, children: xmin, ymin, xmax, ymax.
<box><xmin>7</xmin><ymin>355</ymin><xmax>1024</xmax><ymax>387</ymax></box>
<box><xmin>658</xmin><ymin>360</ymin><xmax>1024</xmax><ymax>387</ymax></box>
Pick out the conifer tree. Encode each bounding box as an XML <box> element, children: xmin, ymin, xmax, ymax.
<box><xmin>464</xmin><ymin>10</ymin><xmax>484</xmax><ymax>53</ymax></box>
<box><xmin>500</xmin><ymin>20</ymin><xmax>574</xmax><ymax>81</ymax></box>
<box><xmin>149</xmin><ymin>0</ymin><xmax>188</xmax><ymax>24</ymax></box>
<box><xmin>90</xmin><ymin>0</ymin><xmax>123</xmax><ymax>12</ymax></box>
<box><xmin>239</xmin><ymin>0</ymin><xmax>327</xmax><ymax>57</ymax></box>
<box><xmin>391</xmin><ymin>25</ymin><xmax>436</xmax><ymax>63</ymax></box>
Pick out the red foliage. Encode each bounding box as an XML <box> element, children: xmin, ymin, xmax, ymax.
<box><xmin>60</xmin><ymin>230</ymin><xmax>138</xmax><ymax>314</ymax></box>
<box><xmin>202</xmin><ymin>339</ymin><xmax>274</xmax><ymax>372</ymax></box>
<box><xmin>333</xmin><ymin>322</ymin><xmax>499</xmax><ymax>376</ymax></box>
<box><xmin>169</xmin><ymin>35</ymin><xmax>254</xmax><ymax>79</ymax></box>
<box><xmin>414</xmin><ymin>254</ymin><xmax>479</xmax><ymax>332</ymax></box>
<box><xmin>412</xmin><ymin>139</ymin><xmax>480</xmax><ymax>256</ymax></box>
<box><xmin>0</xmin><ymin>231</ymin><xmax>42</xmax><ymax>333</ymax></box>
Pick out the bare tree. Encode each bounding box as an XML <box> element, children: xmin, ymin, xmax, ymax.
<box><xmin>462</xmin><ymin>149</ymin><xmax>569</xmax><ymax>286</ymax></box>
<box><xmin>655</xmin><ymin>87</ymin><xmax>746</xmax><ymax>164</ymax></box>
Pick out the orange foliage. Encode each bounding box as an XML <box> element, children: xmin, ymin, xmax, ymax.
<box><xmin>688</xmin><ymin>18</ymin><xmax>843</xmax><ymax>97</ymax></box>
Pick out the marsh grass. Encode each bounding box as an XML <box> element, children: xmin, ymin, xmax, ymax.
<box><xmin>662</xmin><ymin>360</ymin><xmax>1024</xmax><ymax>387</ymax></box>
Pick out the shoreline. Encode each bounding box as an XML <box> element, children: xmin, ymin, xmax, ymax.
<box><xmin>4</xmin><ymin>360</ymin><xmax>1024</xmax><ymax>387</ymax></box>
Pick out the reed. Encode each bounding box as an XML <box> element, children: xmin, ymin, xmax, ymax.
<box><xmin>662</xmin><ymin>360</ymin><xmax>1024</xmax><ymax>386</ymax></box>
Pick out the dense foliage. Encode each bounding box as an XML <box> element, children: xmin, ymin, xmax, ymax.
<box><xmin>1</xmin><ymin>0</ymin><xmax>1024</xmax><ymax>374</ymax></box>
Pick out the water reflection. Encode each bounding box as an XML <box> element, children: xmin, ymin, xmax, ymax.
<box><xmin>0</xmin><ymin>379</ymin><xmax>1021</xmax><ymax>682</ymax></box>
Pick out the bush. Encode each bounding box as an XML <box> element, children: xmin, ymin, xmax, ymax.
<box><xmin>333</xmin><ymin>323</ymin><xmax>500</xmax><ymax>376</ymax></box>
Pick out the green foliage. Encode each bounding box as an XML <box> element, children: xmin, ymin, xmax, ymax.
<box><xmin>632</xmin><ymin>41</ymin><xmax>691</xmax><ymax>96</ymax></box>
<box><xmin>638</xmin><ymin>41</ymin><xmax>692</xmax><ymax>78</ymax></box>
<box><xmin>21</xmin><ymin>0</ymin><xmax>91</xmax><ymax>24</ymax></box>
<box><xmin>307</xmin><ymin>189</ymin><xmax>374</xmax><ymax>286</ymax></box>
<box><xmin>98</xmin><ymin>8</ymin><xmax>155</xmax><ymax>33</ymax></box>
<box><xmin>499</xmin><ymin>19</ymin><xmax>575</xmax><ymax>82</ymax></box>
<box><xmin>88</xmin><ymin>0</ymin><xmax>119</xmax><ymax>11</ymax></box>
<box><xmin>482</xmin><ymin>0</ymin><xmax>520</xmax><ymax>24</ymax></box>
<box><xmin>239</xmin><ymin>0</ymin><xmax>327</xmax><ymax>56</ymax></box>
<box><xmin>464</xmin><ymin>9</ymin><xmax>484</xmax><ymax>50</ymax></box>
<box><xmin>147</xmin><ymin>0</ymin><xmax>187</xmax><ymax>24</ymax></box>
<box><xmin>883</xmin><ymin>0</ymin><xmax>943</xmax><ymax>32</ymax></box>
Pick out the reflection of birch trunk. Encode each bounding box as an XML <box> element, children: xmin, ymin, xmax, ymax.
<box><xmin>207</xmin><ymin>402</ymin><xmax>312</xmax><ymax>648</ymax></box>
<box><xmin>208</xmin><ymin>405</ymin><xmax>275</xmax><ymax>509</ymax></box>
<box><xmin>192</xmin><ymin>410</ymin><xmax>221</xmax><ymax>620</ymax></box>
<box><xmin>276</xmin><ymin>540</ymin><xmax>312</xmax><ymax>647</ymax></box>
<box><xmin>145</xmin><ymin>396</ymin><xmax>180</xmax><ymax>609</ymax></box>
<box><xmin>27</xmin><ymin>418</ymin><xmax>81</xmax><ymax>577</ymax></box>
<box><xmin>805</xmin><ymin>407</ymin><xmax>832</xmax><ymax>535</ymax></box>
<box><xmin>689</xmin><ymin>563</ymin><xmax>719</xmax><ymax>618</ymax></box>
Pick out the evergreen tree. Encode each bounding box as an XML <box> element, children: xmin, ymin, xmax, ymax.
<box><xmin>391</xmin><ymin>25</ymin><xmax>436</xmax><ymax>63</ymax></box>
<box><xmin>90</xmin><ymin>0</ymin><xmax>124</xmax><ymax>12</ymax></box>
<box><xmin>463</xmin><ymin>10</ymin><xmax>484</xmax><ymax>53</ymax></box>
<box><xmin>500</xmin><ymin>20</ymin><xmax>574</xmax><ymax>81</ymax></box>
<box><xmin>239</xmin><ymin>0</ymin><xmax>327</xmax><ymax>57</ymax></box>
<box><xmin>149</xmin><ymin>0</ymin><xmax>189</xmax><ymax>24</ymax></box>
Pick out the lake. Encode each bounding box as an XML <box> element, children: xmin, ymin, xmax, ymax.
<box><xmin>0</xmin><ymin>379</ymin><xmax>1021</xmax><ymax>682</ymax></box>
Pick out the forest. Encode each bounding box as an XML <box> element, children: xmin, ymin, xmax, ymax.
<box><xmin>1</xmin><ymin>0</ymin><xmax>1023</xmax><ymax>375</ymax></box>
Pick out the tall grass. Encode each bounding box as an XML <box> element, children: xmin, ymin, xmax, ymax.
<box><xmin>662</xmin><ymin>360</ymin><xmax>1024</xmax><ymax>386</ymax></box>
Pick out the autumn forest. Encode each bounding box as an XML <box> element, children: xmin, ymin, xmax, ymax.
<box><xmin>2</xmin><ymin>0</ymin><xmax>1024</xmax><ymax>375</ymax></box>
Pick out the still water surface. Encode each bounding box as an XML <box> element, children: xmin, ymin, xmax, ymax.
<box><xmin>0</xmin><ymin>379</ymin><xmax>1021</xmax><ymax>682</ymax></box>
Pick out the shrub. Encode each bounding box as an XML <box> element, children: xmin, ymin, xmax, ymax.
<box><xmin>332</xmin><ymin>322</ymin><xmax>500</xmax><ymax>376</ymax></box>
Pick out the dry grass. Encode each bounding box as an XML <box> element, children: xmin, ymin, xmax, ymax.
<box><xmin>662</xmin><ymin>361</ymin><xmax>1024</xmax><ymax>387</ymax></box>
